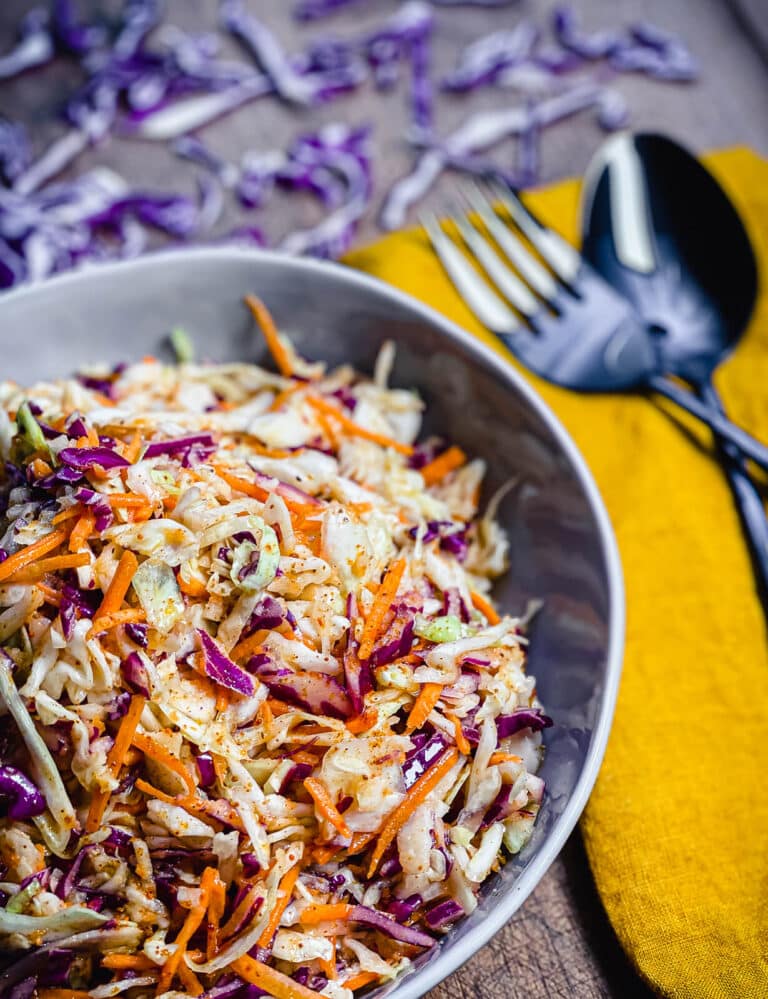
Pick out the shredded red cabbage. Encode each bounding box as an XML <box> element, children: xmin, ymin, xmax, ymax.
<box><xmin>496</xmin><ymin>708</ymin><xmax>553</xmax><ymax>739</ymax></box>
<box><xmin>59</xmin><ymin>446</ymin><xmax>130</xmax><ymax>471</ymax></box>
<box><xmin>0</xmin><ymin>765</ymin><xmax>46</xmax><ymax>820</ymax></box>
<box><xmin>254</xmin><ymin>662</ymin><xmax>353</xmax><ymax>720</ymax></box>
<box><xmin>197</xmin><ymin>628</ymin><xmax>255</xmax><ymax>697</ymax></box>
<box><xmin>425</xmin><ymin>897</ymin><xmax>464</xmax><ymax>928</ymax></box>
<box><xmin>350</xmin><ymin>905</ymin><xmax>435</xmax><ymax>946</ymax></box>
<box><xmin>0</xmin><ymin>9</ymin><xmax>54</xmax><ymax>81</ymax></box>
<box><xmin>403</xmin><ymin>730</ymin><xmax>449</xmax><ymax>788</ymax></box>
<box><xmin>120</xmin><ymin>652</ymin><xmax>151</xmax><ymax>698</ymax></box>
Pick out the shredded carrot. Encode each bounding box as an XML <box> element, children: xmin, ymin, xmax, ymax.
<box><xmin>419</xmin><ymin>445</ymin><xmax>467</xmax><ymax>486</ymax></box>
<box><xmin>88</xmin><ymin>608</ymin><xmax>145</xmax><ymax>638</ymax></box>
<box><xmin>85</xmin><ymin>694</ymin><xmax>146</xmax><ymax>833</ymax></box>
<box><xmin>52</xmin><ymin>505</ymin><xmax>84</xmax><ymax>525</ymax></box>
<box><xmin>95</xmin><ymin>549</ymin><xmax>138</xmax><ymax>620</ymax></box>
<box><xmin>37</xmin><ymin>582</ymin><xmax>62</xmax><ymax>606</ymax></box>
<box><xmin>406</xmin><ymin>682</ymin><xmax>443</xmax><ymax>733</ymax></box>
<box><xmin>257</xmin><ymin>698</ymin><xmax>273</xmax><ymax>732</ymax></box>
<box><xmin>38</xmin><ymin>991</ymin><xmax>92</xmax><ymax>999</ymax></box>
<box><xmin>299</xmin><ymin>902</ymin><xmax>353</xmax><ymax>925</ymax></box>
<box><xmin>358</xmin><ymin>558</ymin><xmax>406</xmax><ymax>661</ymax></box>
<box><xmin>213</xmin><ymin>465</ymin><xmax>313</xmax><ymax>515</ymax></box>
<box><xmin>156</xmin><ymin>866</ymin><xmax>216</xmax><ymax>994</ymax></box>
<box><xmin>304</xmin><ymin>777</ymin><xmax>352</xmax><ymax>839</ymax></box>
<box><xmin>69</xmin><ymin>511</ymin><xmax>96</xmax><ymax>553</ymax></box>
<box><xmin>135</xmin><ymin>779</ymin><xmax>245</xmax><ymax>832</ymax></box>
<box><xmin>306</xmin><ymin>395</ymin><xmax>414</xmax><ymax>456</ymax></box>
<box><xmin>131</xmin><ymin>731</ymin><xmax>196</xmax><ymax>794</ymax></box>
<box><xmin>102</xmin><ymin>954</ymin><xmax>157</xmax><ymax>971</ymax></box>
<box><xmin>257</xmin><ymin>863</ymin><xmax>301</xmax><ymax>948</ymax></box>
<box><xmin>470</xmin><ymin>589</ymin><xmax>501</xmax><ymax>626</ymax></box>
<box><xmin>489</xmin><ymin>752</ymin><xmax>523</xmax><ymax>766</ymax></box>
<box><xmin>344</xmin><ymin>971</ymin><xmax>380</xmax><ymax>991</ymax></box>
<box><xmin>266</xmin><ymin>696</ymin><xmax>294</xmax><ymax>717</ymax></box>
<box><xmin>0</xmin><ymin>528</ymin><xmax>68</xmax><ymax>584</ymax></box>
<box><xmin>319</xmin><ymin>936</ymin><xmax>337</xmax><ymax>980</ymax></box>
<box><xmin>245</xmin><ymin>294</ymin><xmax>294</xmax><ymax>377</ymax></box>
<box><xmin>179</xmin><ymin>573</ymin><xmax>207</xmax><ymax>598</ymax></box>
<box><xmin>29</xmin><ymin>457</ymin><xmax>53</xmax><ymax>479</ymax></box>
<box><xmin>177</xmin><ymin>961</ymin><xmax>203</xmax><ymax>996</ymax></box>
<box><xmin>368</xmin><ymin>748</ymin><xmax>459</xmax><ymax>878</ymax></box>
<box><xmin>124</xmin><ymin>431</ymin><xmax>144</xmax><ymax>464</ymax></box>
<box><xmin>104</xmin><ymin>492</ymin><xmax>151</xmax><ymax>508</ymax></box>
<box><xmin>231</xmin><ymin>955</ymin><xmax>320</xmax><ymax>999</ymax></box>
<box><xmin>207</xmin><ymin>874</ymin><xmax>226</xmax><ymax>959</ymax></box>
<box><xmin>3</xmin><ymin>552</ymin><xmax>89</xmax><ymax>584</ymax></box>
<box><xmin>91</xmin><ymin>391</ymin><xmax>117</xmax><ymax>408</ymax></box>
<box><xmin>269</xmin><ymin>382</ymin><xmax>303</xmax><ymax>412</ymax></box>
<box><xmin>230</xmin><ymin>628</ymin><xmax>269</xmax><ymax>663</ymax></box>
<box><xmin>449</xmin><ymin>714</ymin><xmax>471</xmax><ymax>756</ymax></box>
<box><xmin>345</xmin><ymin>710</ymin><xmax>377</xmax><ymax>735</ymax></box>
<box><xmin>215</xmin><ymin>687</ymin><xmax>229</xmax><ymax>713</ymax></box>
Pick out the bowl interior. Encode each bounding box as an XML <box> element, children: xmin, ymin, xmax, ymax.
<box><xmin>0</xmin><ymin>249</ymin><xmax>622</xmax><ymax>998</ymax></box>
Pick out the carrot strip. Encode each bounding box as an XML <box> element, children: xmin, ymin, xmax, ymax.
<box><xmin>266</xmin><ymin>697</ymin><xmax>294</xmax><ymax>717</ymax></box>
<box><xmin>368</xmin><ymin>748</ymin><xmax>459</xmax><ymax>878</ymax></box>
<box><xmin>37</xmin><ymin>582</ymin><xmax>62</xmax><ymax>607</ymax></box>
<box><xmin>344</xmin><ymin>971</ymin><xmax>380</xmax><ymax>991</ymax></box>
<box><xmin>3</xmin><ymin>552</ymin><xmax>89</xmax><ymax>584</ymax></box>
<box><xmin>230</xmin><ymin>628</ymin><xmax>270</xmax><ymax>663</ymax></box>
<box><xmin>69</xmin><ymin>511</ymin><xmax>96</xmax><ymax>553</ymax></box>
<box><xmin>157</xmin><ymin>866</ymin><xmax>216</xmax><ymax>994</ymax></box>
<box><xmin>104</xmin><ymin>492</ymin><xmax>151</xmax><ymax>508</ymax></box>
<box><xmin>489</xmin><ymin>752</ymin><xmax>522</xmax><ymax>766</ymax></box>
<box><xmin>299</xmin><ymin>903</ymin><xmax>353</xmax><ymax>925</ymax></box>
<box><xmin>38</xmin><ymin>991</ymin><xmax>92</xmax><ymax>999</ymax></box>
<box><xmin>213</xmin><ymin>465</ymin><xmax>313</xmax><ymax>515</ymax></box>
<box><xmin>269</xmin><ymin>382</ymin><xmax>303</xmax><ymax>412</ymax></box>
<box><xmin>469</xmin><ymin>590</ymin><xmax>500</xmax><ymax>626</ymax></box>
<box><xmin>215</xmin><ymin>687</ymin><xmax>229</xmax><ymax>713</ymax></box>
<box><xmin>124</xmin><ymin>431</ymin><xmax>144</xmax><ymax>464</ymax></box>
<box><xmin>102</xmin><ymin>954</ymin><xmax>157</xmax><ymax>971</ymax></box>
<box><xmin>131</xmin><ymin>731</ymin><xmax>196</xmax><ymax>794</ymax></box>
<box><xmin>0</xmin><ymin>528</ymin><xmax>68</xmax><ymax>584</ymax></box>
<box><xmin>52</xmin><ymin>505</ymin><xmax>83</xmax><ymax>525</ymax></box>
<box><xmin>419</xmin><ymin>445</ymin><xmax>467</xmax><ymax>487</ymax></box>
<box><xmin>207</xmin><ymin>874</ymin><xmax>227</xmax><ymax>959</ymax></box>
<box><xmin>406</xmin><ymin>682</ymin><xmax>443</xmax><ymax>733</ymax></box>
<box><xmin>256</xmin><ymin>863</ymin><xmax>301</xmax><ymax>947</ymax></box>
<box><xmin>231</xmin><ymin>955</ymin><xmax>320</xmax><ymax>999</ymax></box>
<box><xmin>307</xmin><ymin>396</ymin><xmax>413</xmax><ymax>456</ymax></box>
<box><xmin>179</xmin><ymin>573</ymin><xmax>207</xmax><ymax>598</ymax></box>
<box><xmin>449</xmin><ymin>714</ymin><xmax>471</xmax><ymax>756</ymax></box>
<box><xmin>304</xmin><ymin>777</ymin><xmax>352</xmax><ymax>839</ymax></box>
<box><xmin>320</xmin><ymin>937</ymin><xmax>337</xmax><ymax>980</ymax></box>
<box><xmin>358</xmin><ymin>558</ymin><xmax>406</xmax><ymax>661</ymax></box>
<box><xmin>345</xmin><ymin>710</ymin><xmax>377</xmax><ymax>735</ymax></box>
<box><xmin>85</xmin><ymin>694</ymin><xmax>146</xmax><ymax>833</ymax></box>
<box><xmin>29</xmin><ymin>458</ymin><xmax>53</xmax><ymax>479</ymax></box>
<box><xmin>177</xmin><ymin>961</ymin><xmax>203</xmax><ymax>996</ymax></box>
<box><xmin>95</xmin><ymin>549</ymin><xmax>138</xmax><ymax>619</ymax></box>
<box><xmin>88</xmin><ymin>608</ymin><xmax>145</xmax><ymax>638</ymax></box>
<box><xmin>244</xmin><ymin>294</ymin><xmax>294</xmax><ymax>377</ymax></box>
<box><xmin>135</xmin><ymin>779</ymin><xmax>245</xmax><ymax>833</ymax></box>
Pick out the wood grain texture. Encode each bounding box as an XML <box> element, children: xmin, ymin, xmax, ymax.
<box><xmin>0</xmin><ymin>3</ymin><xmax>766</xmax><ymax>997</ymax></box>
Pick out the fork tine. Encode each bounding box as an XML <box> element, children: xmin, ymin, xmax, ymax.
<box><xmin>463</xmin><ymin>182</ymin><xmax>559</xmax><ymax>301</ymax></box>
<box><xmin>419</xmin><ymin>212</ymin><xmax>521</xmax><ymax>335</ymax></box>
<box><xmin>450</xmin><ymin>207</ymin><xmax>540</xmax><ymax>318</ymax></box>
<box><xmin>492</xmin><ymin>182</ymin><xmax>582</xmax><ymax>284</ymax></box>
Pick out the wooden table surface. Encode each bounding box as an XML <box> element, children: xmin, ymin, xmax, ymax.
<box><xmin>1</xmin><ymin>2</ymin><xmax>767</xmax><ymax>996</ymax></box>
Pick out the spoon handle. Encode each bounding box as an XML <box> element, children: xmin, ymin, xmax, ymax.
<box><xmin>647</xmin><ymin>374</ymin><xmax>768</xmax><ymax>472</ymax></box>
<box><xmin>699</xmin><ymin>381</ymin><xmax>768</xmax><ymax>605</ymax></box>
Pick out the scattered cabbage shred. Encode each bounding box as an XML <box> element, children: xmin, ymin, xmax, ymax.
<box><xmin>0</xmin><ymin>306</ymin><xmax>550</xmax><ymax>997</ymax></box>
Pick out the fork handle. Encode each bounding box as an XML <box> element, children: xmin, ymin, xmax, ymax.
<box><xmin>699</xmin><ymin>381</ymin><xmax>768</xmax><ymax>607</ymax></box>
<box><xmin>648</xmin><ymin>373</ymin><xmax>768</xmax><ymax>472</ymax></box>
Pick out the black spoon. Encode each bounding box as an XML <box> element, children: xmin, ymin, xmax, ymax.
<box><xmin>581</xmin><ymin>132</ymin><xmax>768</xmax><ymax>601</ymax></box>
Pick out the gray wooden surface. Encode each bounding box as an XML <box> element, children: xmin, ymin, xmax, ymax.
<box><xmin>1</xmin><ymin>2</ymin><xmax>767</xmax><ymax>996</ymax></box>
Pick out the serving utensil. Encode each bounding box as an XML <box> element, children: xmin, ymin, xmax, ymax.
<box><xmin>581</xmin><ymin>132</ymin><xmax>767</xmax><ymax>600</ymax></box>
<box><xmin>420</xmin><ymin>181</ymin><xmax>768</xmax><ymax>470</ymax></box>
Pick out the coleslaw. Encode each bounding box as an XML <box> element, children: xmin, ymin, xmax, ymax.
<box><xmin>0</xmin><ymin>296</ymin><xmax>551</xmax><ymax>998</ymax></box>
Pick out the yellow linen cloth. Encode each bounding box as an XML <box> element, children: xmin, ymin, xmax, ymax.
<box><xmin>345</xmin><ymin>147</ymin><xmax>768</xmax><ymax>998</ymax></box>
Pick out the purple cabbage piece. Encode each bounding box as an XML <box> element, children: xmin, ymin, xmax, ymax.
<box><xmin>403</xmin><ymin>730</ymin><xmax>449</xmax><ymax>789</ymax></box>
<box><xmin>241</xmin><ymin>852</ymin><xmax>261</xmax><ymax>877</ymax></box>
<box><xmin>387</xmin><ymin>893</ymin><xmax>422</xmax><ymax>923</ymax></box>
<box><xmin>108</xmin><ymin>690</ymin><xmax>131</xmax><ymax>720</ymax></box>
<box><xmin>0</xmin><ymin>765</ymin><xmax>46</xmax><ymax>819</ymax></box>
<box><xmin>0</xmin><ymin>9</ymin><xmax>54</xmax><ymax>81</ymax></box>
<box><xmin>481</xmin><ymin>783</ymin><xmax>515</xmax><ymax>829</ymax></box>
<box><xmin>121</xmin><ymin>652</ymin><xmax>150</xmax><ymax>698</ymax></box>
<box><xmin>441</xmin><ymin>22</ymin><xmax>540</xmax><ymax>93</ymax></box>
<box><xmin>143</xmin><ymin>433</ymin><xmax>216</xmax><ymax>458</ymax></box>
<box><xmin>59</xmin><ymin>446</ymin><xmax>129</xmax><ymax>471</ymax></box>
<box><xmin>294</xmin><ymin>0</ymin><xmax>366</xmax><ymax>20</ymax></box>
<box><xmin>278</xmin><ymin>761</ymin><xmax>313</xmax><ymax>793</ymax></box>
<box><xmin>254</xmin><ymin>662</ymin><xmax>353</xmax><ymax>720</ymax></box>
<box><xmin>245</xmin><ymin>594</ymin><xmax>285</xmax><ymax>634</ymax></box>
<box><xmin>125</xmin><ymin>621</ymin><xmax>148</xmax><ymax>647</ymax></box>
<box><xmin>198</xmin><ymin>628</ymin><xmax>255</xmax><ymax>697</ymax></box>
<box><xmin>59</xmin><ymin>598</ymin><xmax>76</xmax><ymax>640</ymax></box>
<box><xmin>196</xmin><ymin>752</ymin><xmax>216</xmax><ymax>788</ymax></box>
<box><xmin>552</xmin><ymin>6</ymin><xmax>623</xmax><ymax>60</ymax></box>
<box><xmin>370</xmin><ymin>618</ymin><xmax>414</xmax><ymax>667</ymax></box>
<box><xmin>350</xmin><ymin>905</ymin><xmax>434</xmax><ymax>947</ymax></box>
<box><xmin>52</xmin><ymin>0</ymin><xmax>108</xmax><ymax>56</ymax></box>
<box><xmin>425</xmin><ymin>897</ymin><xmax>464</xmax><ymax>928</ymax></box>
<box><xmin>74</xmin><ymin>488</ymin><xmax>113</xmax><ymax>531</ymax></box>
<box><xmin>496</xmin><ymin>708</ymin><xmax>553</xmax><ymax>739</ymax></box>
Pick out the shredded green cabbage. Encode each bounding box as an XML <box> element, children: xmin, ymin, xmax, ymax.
<box><xmin>131</xmin><ymin>560</ymin><xmax>184</xmax><ymax>633</ymax></box>
<box><xmin>170</xmin><ymin>326</ymin><xmax>195</xmax><ymax>364</ymax></box>
<box><xmin>414</xmin><ymin>614</ymin><xmax>462</xmax><ymax>643</ymax></box>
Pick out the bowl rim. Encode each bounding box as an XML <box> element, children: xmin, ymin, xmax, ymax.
<box><xmin>0</xmin><ymin>246</ymin><xmax>625</xmax><ymax>997</ymax></box>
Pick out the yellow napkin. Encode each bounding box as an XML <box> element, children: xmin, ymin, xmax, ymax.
<box><xmin>345</xmin><ymin>147</ymin><xmax>768</xmax><ymax>998</ymax></box>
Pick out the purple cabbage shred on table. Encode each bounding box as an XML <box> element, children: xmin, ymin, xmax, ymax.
<box><xmin>0</xmin><ymin>0</ymin><xmax>697</xmax><ymax>286</ymax></box>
